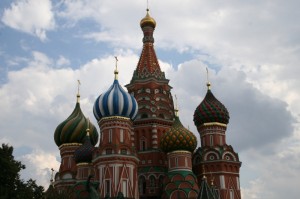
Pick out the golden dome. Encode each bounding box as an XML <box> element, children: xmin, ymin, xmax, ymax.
<box><xmin>140</xmin><ymin>9</ymin><xmax>156</xmax><ymax>28</ymax></box>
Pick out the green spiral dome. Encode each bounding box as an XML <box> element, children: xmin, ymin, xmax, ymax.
<box><xmin>193</xmin><ymin>89</ymin><xmax>229</xmax><ymax>127</ymax></box>
<box><xmin>160</xmin><ymin>115</ymin><xmax>197</xmax><ymax>153</ymax></box>
<box><xmin>54</xmin><ymin>102</ymin><xmax>99</xmax><ymax>147</ymax></box>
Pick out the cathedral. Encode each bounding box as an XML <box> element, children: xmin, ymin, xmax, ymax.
<box><xmin>49</xmin><ymin>8</ymin><xmax>242</xmax><ymax>199</ymax></box>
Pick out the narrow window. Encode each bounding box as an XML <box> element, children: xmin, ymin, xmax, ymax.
<box><xmin>220</xmin><ymin>175</ymin><xmax>225</xmax><ymax>189</ymax></box>
<box><xmin>210</xmin><ymin>135</ymin><xmax>213</xmax><ymax>146</ymax></box>
<box><xmin>149</xmin><ymin>176</ymin><xmax>155</xmax><ymax>187</ymax></box>
<box><xmin>140</xmin><ymin>139</ymin><xmax>146</xmax><ymax>151</ymax></box>
<box><xmin>230</xmin><ymin>189</ymin><xmax>234</xmax><ymax>199</ymax></box>
<box><xmin>109</xmin><ymin>129</ymin><xmax>112</xmax><ymax>143</ymax></box>
<box><xmin>120</xmin><ymin>129</ymin><xmax>124</xmax><ymax>143</ymax></box>
<box><xmin>122</xmin><ymin>180</ymin><xmax>127</xmax><ymax>197</ymax></box>
<box><xmin>175</xmin><ymin>157</ymin><xmax>178</xmax><ymax>167</ymax></box>
<box><xmin>105</xmin><ymin>180</ymin><xmax>111</xmax><ymax>196</ymax></box>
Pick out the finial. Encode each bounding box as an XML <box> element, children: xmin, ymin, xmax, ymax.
<box><xmin>114</xmin><ymin>56</ymin><xmax>119</xmax><ymax>80</ymax></box>
<box><xmin>174</xmin><ymin>94</ymin><xmax>179</xmax><ymax>116</ymax></box>
<box><xmin>206</xmin><ymin>67</ymin><xmax>211</xmax><ymax>90</ymax></box>
<box><xmin>147</xmin><ymin>0</ymin><xmax>149</xmax><ymax>11</ymax></box>
<box><xmin>86</xmin><ymin>118</ymin><xmax>90</xmax><ymax>136</ymax></box>
<box><xmin>50</xmin><ymin>168</ymin><xmax>54</xmax><ymax>185</ymax></box>
<box><xmin>77</xmin><ymin>80</ymin><xmax>81</xmax><ymax>103</ymax></box>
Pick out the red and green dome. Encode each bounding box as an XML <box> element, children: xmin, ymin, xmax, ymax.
<box><xmin>161</xmin><ymin>115</ymin><xmax>197</xmax><ymax>153</ymax></box>
<box><xmin>193</xmin><ymin>89</ymin><xmax>229</xmax><ymax>127</ymax></box>
<box><xmin>54</xmin><ymin>100</ymin><xmax>99</xmax><ymax>147</ymax></box>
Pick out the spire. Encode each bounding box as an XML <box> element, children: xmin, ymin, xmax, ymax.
<box><xmin>114</xmin><ymin>56</ymin><xmax>119</xmax><ymax>80</ymax></box>
<box><xmin>129</xmin><ymin>8</ymin><xmax>165</xmax><ymax>82</ymax></box>
<box><xmin>77</xmin><ymin>80</ymin><xmax>81</xmax><ymax>103</ymax></box>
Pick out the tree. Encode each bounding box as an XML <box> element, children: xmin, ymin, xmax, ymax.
<box><xmin>0</xmin><ymin>143</ymin><xmax>44</xmax><ymax>199</ymax></box>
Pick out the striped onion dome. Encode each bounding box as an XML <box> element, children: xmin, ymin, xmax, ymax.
<box><xmin>74</xmin><ymin>130</ymin><xmax>94</xmax><ymax>164</ymax></box>
<box><xmin>193</xmin><ymin>86</ymin><xmax>229</xmax><ymax>127</ymax></box>
<box><xmin>54</xmin><ymin>96</ymin><xmax>99</xmax><ymax>147</ymax></box>
<box><xmin>93</xmin><ymin>69</ymin><xmax>138</xmax><ymax>121</ymax></box>
<box><xmin>161</xmin><ymin>112</ymin><xmax>197</xmax><ymax>153</ymax></box>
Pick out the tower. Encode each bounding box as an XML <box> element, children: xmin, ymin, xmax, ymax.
<box><xmin>193</xmin><ymin>81</ymin><xmax>242</xmax><ymax>199</ymax></box>
<box><xmin>53</xmin><ymin>90</ymin><xmax>99</xmax><ymax>190</ymax></box>
<box><xmin>160</xmin><ymin>107</ymin><xmax>199</xmax><ymax>199</ymax></box>
<box><xmin>93</xmin><ymin>61</ymin><xmax>139</xmax><ymax>198</ymax></box>
<box><xmin>125</xmin><ymin>9</ymin><xmax>175</xmax><ymax>199</ymax></box>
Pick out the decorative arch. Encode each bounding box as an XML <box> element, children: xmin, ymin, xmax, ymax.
<box><xmin>204</xmin><ymin>151</ymin><xmax>220</xmax><ymax>161</ymax></box>
<box><xmin>170</xmin><ymin>190</ymin><xmax>187</xmax><ymax>199</ymax></box>
<box><xmin>222</xmin><ymin>152</ymin><xmax>237</xmax><ymax>161</ymax></box>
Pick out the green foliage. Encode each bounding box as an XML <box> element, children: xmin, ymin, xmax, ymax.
<box><xmin>0</xmin><ymin>143</ymin><xmax>44</xmax><ymax>199</ymax></box>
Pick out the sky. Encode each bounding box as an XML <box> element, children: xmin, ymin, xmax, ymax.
<box><xmin>0</xmin><ymin>0</ymin><xmax>299</xmax><ymax>198</ymax></box>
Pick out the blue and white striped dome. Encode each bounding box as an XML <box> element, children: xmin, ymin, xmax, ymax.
<box><xmin>93</xmin><ymin>78</ymin><xmax>138</xmax><ymax>121</ymax></box>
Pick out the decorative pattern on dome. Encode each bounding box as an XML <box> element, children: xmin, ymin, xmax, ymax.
<box><xmin>162</xmin><ymin>171</ymin><xmax>199</xmax><ymax>199</ymax></box>
<box><xmin>54</xmin><ymin>103</ymin><xmax>99</xmax><ymax>147</ymax></box>
<box><xmin>160</xmin><ymin>116</ymin><xmax>197</xmax><ymax>153</ymax></box>
<box><xmin>93</xmin><ymin>79</ymin><xmax>138</xmax><ymax>121</ymax></box>
<box><xmin>193</xmin><ymin>89</ymin><xmax>229</xmax><ymax>127</ymax></box>
<box><xmin>74</xmin><ymin>131</ymin><xmax>94</xmax><ymax>164</ymax></box>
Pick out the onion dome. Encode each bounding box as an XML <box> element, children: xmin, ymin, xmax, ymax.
<box><xmin>161</xmin><ymin>111</ymin><xmax>197</xmax><ymax>153</ymax></box>
<box><xmin>140</xmin><ymin>9</ymin><xmax>156</xmax><ymax>28</ymax></box>
<box><xmin>193</xmin><ymin>83</ymin><xmax>229</xmax><ymax>127</ymax></box>
<box><xmin>74</xmin><ymin>128</ymin><xmax>94</xmax><ymax>164</ymax></box>
<box><xmin>93</xmin><ymin>62</ymin><xmax>138</xmax><ymax>121</ymax></box>
<box><xmin>54</xmin><ymin>94</ymin><xmax>99</xmax><ymax>147</ymax></box>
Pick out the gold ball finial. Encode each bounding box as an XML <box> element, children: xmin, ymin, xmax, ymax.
<box><xmin>140</xmin><ymin>8</ymin><xmax>156</xmax><ymax>28</ymax></box>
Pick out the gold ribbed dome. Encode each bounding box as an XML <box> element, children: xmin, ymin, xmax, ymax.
<box><xmin>140</xmin><ymin>9</ymin><xmax>156</xmax><ymax>28</ymax></box>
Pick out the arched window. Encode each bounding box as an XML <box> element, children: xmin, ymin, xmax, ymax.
<box><xmin>138</xmin><ymin>176</ymin><xmax>146</xmax><ymax>195</ymax></box>
<box><xmin>149</xmin><ymin>176</ymin><xmax>156</xmax><ymax>187</ymax></box>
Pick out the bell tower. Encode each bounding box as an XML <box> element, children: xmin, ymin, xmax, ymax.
<box><xmin>125</xmin><ymin>9</ymin><xmax>175</xmax><ymax>199</ymax></box>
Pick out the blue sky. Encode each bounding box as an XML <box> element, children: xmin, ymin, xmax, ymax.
<box><xmin>0</xmin><ymin>1</ymin><xmax>300</xmax><ymax>198</ymax></box>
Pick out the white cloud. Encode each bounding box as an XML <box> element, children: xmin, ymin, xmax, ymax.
<box><xmin>18</xmin><ymin>149</ymin><xmax>60</xmax><ymax>188</ymax></box>
<box><xmin>56</xmin><ymin>55</ymin><xmax>70</xmax><ymax>68</ymax></box>
<box><xmin>1</xmin><ymin>0</ymin><xmax>55</xmax><ymax>41</ymax></box>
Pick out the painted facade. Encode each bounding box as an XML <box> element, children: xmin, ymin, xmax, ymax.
<box><xmin>51</xmin><ymin>9</ymin><xmax>241</xmax><ymax>199</ymax></box>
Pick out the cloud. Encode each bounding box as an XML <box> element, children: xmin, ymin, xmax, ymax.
<box><xmin>56</xmin><ymin>55</ymin><xmax>70</xmax><ymax>68</ymax></box>
<box><xmin>18</xmin><ymin>149</ymin><xmax>60</xmax><ymax>188</ymax></box>
<box><xmin>1</xmin><ymin>0</ymin><xmax>55</xmax><ymax>41</ymax></box>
